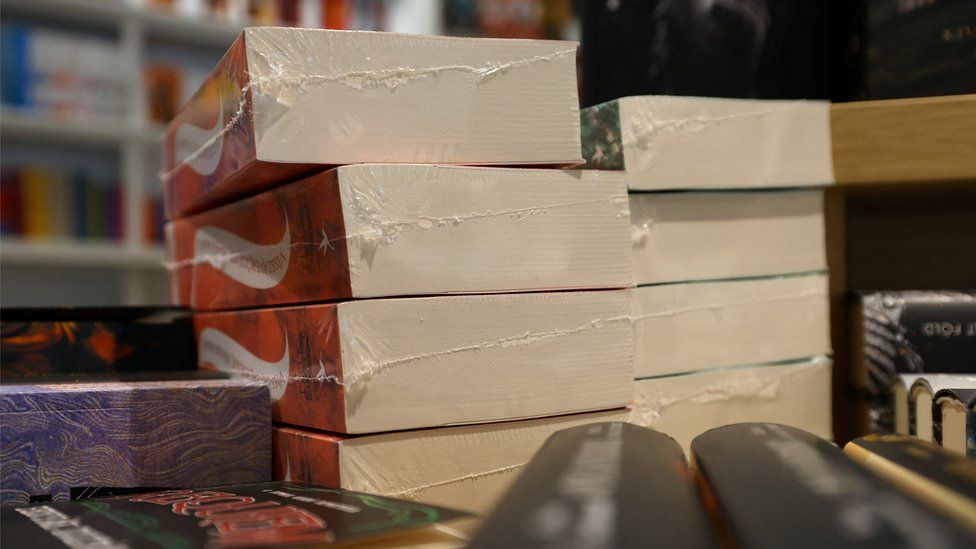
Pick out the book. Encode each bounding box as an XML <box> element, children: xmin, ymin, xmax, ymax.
<box><xmin>580</xmin><ymin>96</ymin><xmax>833</xmax><ymax>190</ymax></box>
<box><xmin>194</xmin><ymin>290</ymin><xmax>633</xmax><ymax>434</ymax></box>
<box><xmin>0</xmin><ymin>307</ymin><xmax>195</xmax><ymax>378</ymax></box>
<box><xmin>162</xmin><ymin>27</ymin><xmax>583</xmax><ymax>217</ymax></box>
<box><xmin>934</xmin><ymin>388</ymin><xmax>976</xmax><ymax>456</ymax></box>
<box><xmin>856</xmin><ymin>0</ymin><xmax>976</xmax><ymax>100</ymax></box>
<box><xmin>630</xmin><ymin>189</ymin><xmax>826</xmax><ymax>284</ymax></box>
<box><xmin>891</xmin><ymin>374</ymin><xmax>924</xmax><ymax>435</ymax></box>
<box><xmin>692</xmin><ymin>423</ymin><xmax>976</xmax><ymax>547</ymax></box>
<box><xmin>845</xmin><ymin>434</ymin><xmax>976</xmax><ymax>533</ymax></box>
<box><xmin>166</xmin><ymin>164</ymin><xmax>631</xmax><ymax>310</ymax></box>
<box><xmin>634</xmin><ymin>274</ymin><xmax>830</xmax><ymax>378</ymax></box>
<box><xmin>0</xmin><ymin>378</ymin><xmax>271</xmax><ymax>506</ymax></box>
<box><xmin>468</xmin><ymin>422</ymin><xmax>717</xmax><ymax>548</ymax></box>
<box><xmin>1</xmin><ymin>482</ymin><xmax>470</xmax><ymax>548</ymax></box>
<box><xmin>272</xmin><ymin>409</ymin><xmax>629</xmax><ymax>515</ymax></box>
<box><xmin>631</xmin><ymin>357</ymin><xmax>832</xmax><ymax>453</ymax></box>
<box><xmin>579</xmin><ymin>0</ymin><xmax>830</xmax><ymax>106</ymax></box>
<box><xmin>910</xmin><ymin>376</ymin><xmax>976</xmax><ymax>442</ymax></box>
<box><xmin>851</xmin><ymin>291</ymin><xmax>976</xmax><ymax>433</ymax></box>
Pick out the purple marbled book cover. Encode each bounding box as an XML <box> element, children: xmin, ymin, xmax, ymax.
<box><xmin>1</xmin><ymin>379</ymin><xmax>271</xmax><ymax>506</ymax></box>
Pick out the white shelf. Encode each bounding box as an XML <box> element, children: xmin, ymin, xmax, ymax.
<box><xmin>0</xmin><ymin>108</ymin><xmax>161</xmax><ymax>148</ymax></box>
<box><xmin>1</xmin><ymin>239</ymin><xmax>165</xmax><ymax>269</ymax></box>
<box><xmin>1</xmin><ymin>0</ymin><xmax>243</xmax><ymax>49</ymax></box>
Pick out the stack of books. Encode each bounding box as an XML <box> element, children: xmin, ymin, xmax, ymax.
<box><xmin>580</xmin><ymin>95</ymin><xmax>835</xmax><ymax>451</ymax></box>
<box><xmin>0</xmin><ymin>308</ymin><xmax>272</xmax><ymax>506</ymax></box>
<box><xmin>162</xmin><ymin>27</ymin><xmax>634</xmax><ymax>515</ymax></box>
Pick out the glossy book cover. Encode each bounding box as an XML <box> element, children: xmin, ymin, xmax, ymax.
<box><xmin>1</xmin><ymin>482</ymin><xmax>468</xmax><ymax>548</ymax></box>
<box><xmin>1</xmin><ymin>378</ymin><xmax>271</xmax><ymax>506</ymax></box>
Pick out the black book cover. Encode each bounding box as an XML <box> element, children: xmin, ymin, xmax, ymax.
<box><xmin>692</xmin><ymin>423</ymin><xmax>976</xmax><ymax>548</ymax></box>
<box><xmin>579</xmin><ymin>0</ymin><xmax>830</xmax><ymax>107</ymax></box>
<box><xmin>1</xmin><ymin>307</ymin><xmax>195</xmax><ymax>378</ymax></box>
<box><xmin>1</xmin><ymin>482</ymin><xmax>468</xmax><ymax>548</ymax></box>
<box><xmin>469</xmin><ymin>422</ymin><xmax>716</xmax><ymax>548</ymax></box>
<box><xmin>852</xmin><ymin>291</ymin><xmax>976</xmax><ymax>432</ymax></box>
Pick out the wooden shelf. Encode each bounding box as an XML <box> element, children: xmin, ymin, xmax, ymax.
<box><xmin>1</xmin><ymin>239</ymin><xmax>164</xmax><ymax>269</ymax></box>
<box><xmin>831</xmin><ymin>94</ymin><xmax>976</xmax><ymax>185</ymax></box>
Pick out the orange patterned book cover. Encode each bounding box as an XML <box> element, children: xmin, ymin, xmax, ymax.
<box><xmin>165</xmin><ymin>169</ymin><xmax>350</xmax><ymax>311</ymax></box>
<box><xmin>161</xmin><ymin>33</ymin><xmax>316</xmax><ymax>219</ymax></box>
<box><xmin>194</xmin><ymin>303</ymin><xmax>348</xmax><ymax>433</ymax></box>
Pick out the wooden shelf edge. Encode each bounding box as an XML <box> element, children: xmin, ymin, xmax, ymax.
<box><xmin>1</xmin><ymin>239</ymin><xmax>165</xmax><ymax>269</ymax></box>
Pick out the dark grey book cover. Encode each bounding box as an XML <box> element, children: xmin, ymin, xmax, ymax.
<box><xmin>692</xmin><ymin>423</ymin><xmax>976</xmax><ymax>548</ymax></box>
<box><xmin>852</xmin><ymin>291</ymin><xmax>976</xmax><ymax>432</ymax></box>
<box><xmin>469</xmin><ymin>422</ymin><xmax>717</xmax><ymax>548</ymax></box>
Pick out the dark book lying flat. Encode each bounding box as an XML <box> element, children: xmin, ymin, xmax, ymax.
<box><xmin>469</xmin><ymin>422</ymin><xmax>717</xmax><ymax>548</ymax></box>
<box><xmin>1</xmin><ymin>482</ymin><xmax>470</xmax><ymax>548</ymax></box>
<box><xmin>845</xmin><ymin>434</ymin><xmax>976</xmax><ymax>533</ymax></box>
<box><xmin>692</xmin><ymin>423</ymin><xmax>976</xmax><ymax>548</ymax></box>
<box><xmin>1</xmin><ymin>307</ymin><xmax>195</xmax><ymax>378</ymax></box>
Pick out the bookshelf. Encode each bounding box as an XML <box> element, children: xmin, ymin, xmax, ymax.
<box><xmin>0</xmin><ymin>1</ymin><xmax>242</xmax><ymax>306</ymax></box>
<box><xmin>824</xmin><ymin>93</ymin><xmax>976</xmax><ymax>442</ymax></box>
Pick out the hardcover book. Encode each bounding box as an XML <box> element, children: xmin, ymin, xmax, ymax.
<box><xmin>633</xmin><ymin>274</ymin><xmax>830</xmax><ymax>378</ymax></box>
<box><xmin>631</xmin><ymin>357</ymin><xmax>832</xmax><ymax>453</ymax></box>
<box><xmin>851</xmin><ymin>291</ymin><xmax>976</xmax><ymax>433</ymax></box>
<box><xmin>1</xmin><ymin>308</ymin><xmax>194</xmax><ymax>378</ymax></box>
<box><xmin>630</xmin><ymin>189</ymin><xmax>826</xmax><ymax>284</ymax></box>
<box><xmin>1</xmin><ymin>482</ymin><xmax>469</xmax><ymax>548</ymax></box>
<box><xmin>162</xmin><ymin>27</ymin><xmax>583</xmax><ymax>217</ymax></box>
<box><xmin>909</xmin><ymin>375</ymin><xmax>976</xmax><ymax>442</ymax></box>
<box><xmin>166</xmin><ymin>164</ymin><xmax>631</xmax><ymax>310</ymax></box>
<box><xmin>272</xmin><ymin>410</ymin><xmax>630</xmax><ymax>515</ymax></box>
<box><xmin>845</xmin><ymin>434</ymin><xmax>976</xmax><ymax>532</ymax></box>
<box><xmin>692</xmin><ymin>423</ymin><xmax>976</xmax><ymax>547</ymax></box>
<box><xmin>1</xmin><ymin>378</ymin><xmax>271</xmax><ymax>506</ymax></box>
<box><xmin>934</xmin><ymin>387</ymin><xmax>976</xmax><ymax>456</ymax></box>
<box><xmin>194</xmin><ymin>290</ymin><xmax>633</xmax><ymax>434</ymax></box>
<box><xmin>469</xmin><ymin>423</ymin><xmax>717</xmax><ymax>548</ymax></box>
<box><xmin>580</xmin><ymin>96</ymin><xmax>833</xmax><ymax>190</ymax></box>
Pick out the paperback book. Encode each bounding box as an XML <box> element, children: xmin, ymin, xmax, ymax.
<box><xmin>692</xmin><ymin>423</ymin><xmax>976</xmax><ymax>547</ymax></box>
<box><xmin>851</xmin><ymin>291</ymin><xmax>976</xmax><ymax>433</ymax></box>
<box><xmin>845</xmin><ymin>434</ymin><xmax>976</xmax><ymax>532</ymax></box>
<box><xmin>630</xmin><ymin>189</ymin><xmax>826</xmax><ymax>284</ymax></box>
<box><xmin>631</xmin><ymin>357</ymin><xmax>832</xmax><ymax>453</ymax></box>
<box><xmin>1</xmin><ymin>378</ymin><xmax>271</xmax><ymax>506</ymax></box>
<box><xmin>934</xmin><ymin>387</ymin><xmax>976</xmax><ymax>455</ymax></box>
<box><xmin>194</xmin><ymin>290</ymin><xmax>633</xmax><ymax>433</ymax></box>
<box><xmin>272</xmin><ymin>409</ymin><xmax>629</xmax><ymax>515</ymax></box>
<box><xmin>580</xmin><ymin>96</ymin><xmax>833</xmax><ymax>190</ymax></box>
<box><xmin>1</xmin><ymin>307</ymin><xmax>194</xmax><ymax>378</ymax></box>
<box><xmin>1</xmin><ymin>482</ymin><xmax>469</xmax><ymax>548</ymax></box>
<box><xmin>633</xmin><ymin>274</ymin><xmax>830</xmax><ymax>378</ymax></box>
<box><xmin>166</xmin><ymin>164</ymin><xmax>631</xmax><ymax>310</ymax></box>
<box><xmin>163</xmin><ymin>27</ymin><xmax>584</xmax><ymax>217</ymax></box>
<box><xmin>469</xmin><ymin>423</ymin><xmax>716</xmax><ymax>548</ymax></box>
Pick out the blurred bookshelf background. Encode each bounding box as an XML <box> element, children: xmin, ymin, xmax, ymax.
<box><xmin>0</xmin><ymin>0</ymin><xmax>578</xmax><ymax>306</ymax></box>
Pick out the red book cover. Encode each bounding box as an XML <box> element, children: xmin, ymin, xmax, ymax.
<box><xmin>160</xmin><ymin>33</ymin><xmax>315</xmax><ymax>219</ymax></box>
<box><xmin>273</xmin><ymin>425</ymin><xmax>342</xmax><ymax>488</ymax></box>
<box><xmin>0</xmin><ymin>168</ymin><xmax>23</xmax><ymax>236</ymax></box>
<box><xmin>194</xmin><ymin>303</ymin><xmax>348</xmax><ymax>433</ymax></box>
<box><xmin>166</xmin><ymin>169</ymin><xmax>350</xmax><ymax>310</ymax></box>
